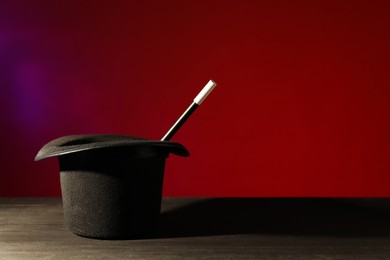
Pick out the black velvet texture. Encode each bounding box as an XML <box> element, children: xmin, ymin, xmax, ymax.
<box><xmin>35</xmin><ymin>134</ymin><xmax>189</xmax><ymax>239</ymax></box>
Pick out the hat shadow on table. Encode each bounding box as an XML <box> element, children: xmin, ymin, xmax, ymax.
<box><xmin>156</xmin><ymin>198</ymin><xmax>390</xmax><ymax>238</ymax></box>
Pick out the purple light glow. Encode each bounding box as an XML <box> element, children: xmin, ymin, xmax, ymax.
<box><xmin>1</xmin><ymin>28</ymin><xmax>106</xmax><ymax>137</ymax></box>
<box><xmin>14</xmin><ymin>61</ymin><xmax>49</xmax><ymax>130</ymax></box>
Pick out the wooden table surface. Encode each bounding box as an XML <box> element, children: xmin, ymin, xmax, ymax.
<box><xmin>1</xmin><ymin>198</ymin><xmax>390</xmax><ymax>259</ymax></box>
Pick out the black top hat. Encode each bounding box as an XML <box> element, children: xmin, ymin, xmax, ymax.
<box><xmin>35</xmin><ymin>134</ymin><xmax>189</xmax><ymax>161</ymax></box>
<box><xmin>35</xmin><ymin>134</ymin><xmax>189</xmax><ymax>239</ymax></box>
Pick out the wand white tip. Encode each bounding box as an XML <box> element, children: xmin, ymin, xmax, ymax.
<box><xmin>193</xmin><ymin>80</ymin><xmax>217</xmax><ymax>105</ymax></box>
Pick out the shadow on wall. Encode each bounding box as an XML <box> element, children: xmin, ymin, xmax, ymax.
<box><xmin>156</xmin><ymin>198</ymin><xmax>390</xmax><ymax>238</ymax></box>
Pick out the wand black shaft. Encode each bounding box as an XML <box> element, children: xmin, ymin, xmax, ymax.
<box><xmin>161</xmin><ymin>102</ymin><xmax>199</xmax><ymax>141</ymax></box>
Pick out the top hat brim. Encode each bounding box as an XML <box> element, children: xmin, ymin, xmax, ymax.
<box><xmin>35</xmin><ymin>134</ymin><xmax>190</xmax><ymax>161</ymax></box>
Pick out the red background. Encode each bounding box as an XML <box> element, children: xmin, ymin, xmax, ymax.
<box><xmin>1</xmin><ymin>0</ymin><xmax>390</xmax><ymax>197</ymax></box>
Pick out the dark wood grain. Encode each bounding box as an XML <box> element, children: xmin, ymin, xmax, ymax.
<box><xmin>1</xmin><ymin>198</ymin><xmax>390</xmax><ymax>259</ymax></box>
